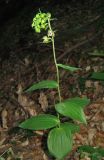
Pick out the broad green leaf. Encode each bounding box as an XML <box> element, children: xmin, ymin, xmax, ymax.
<box><xmin>47</xmin><ymin>127</ymin><xmax>72</xmax><ymax>159</ymax></box>
<box><xmin>55</xmin><ymin>97</ymin><xmax>90</xmax><ymax>124</ymax></box>
<box><xmin>90</xmin><ymin>72</ymin><xmax>104</xmax><ymax>81</ymax></box>
<box><xmin>25</xmin><ymin>80</ymin><xmax>58</xmax><ymax>92</ymax></box>
<box><xmin>19</xmin><ymin>114</ymin><xmax>60</xmax><ymax>130</ymax></box>
<box><xmin>60</xmin><ymin>122</ymin><xmax>80</xmax><ymax>134</ymax></box>
<box><xmin>57</xmin><ymin>63</ymin><xmax>80</xmax><ymax>72</ymax></box>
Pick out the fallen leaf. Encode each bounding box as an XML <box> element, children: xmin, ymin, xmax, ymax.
<box><xmin>18</xmin><ymin>94</ymin><xmax>37</xmax><ymax>116</ymax></box>
<box><xmin>17</xmin><ymin>84</ymin><xmax>37</xmax><ymax>116</ymax></box>
<box><xmin>21</xmin><ymin>139</ymin><xmax>29</xmax><ymax>146</ymax></box>
<box><xmin>94</xmin><ymin>82</ymin><xmax>104</xmax><ymax>97</ymax></box>
<box><xmin>38</xmin><ymin>92</ymin><xmax>48</xmax><ymax>111</ymax></box>
<box><xmin>0</xmin><ymin>137</ymin><xmax>6</xmax><ymax>146</ymax></box>
<box><xmin>94</xmin><ymin>132</ymin><xmax>104</xmax><ymax>147</ymax></box>
<box><xmin>88</xmin><ymin>129</ymin><xmax>96</xmax><ymax>145</ymax></box>
<box><xmin>1</xmin><ymin>109</ymin><xmax>8</xmax><ymax>129</ymax></box>
<box><xmin>85</xmin><ymin>80</ymin><xmax>93</xmax><ymax>88</ymax></box>
<box><xmin>85</xmin><ymin>66</ymin><xmax>91</xmax><ymax>71</ymax></box>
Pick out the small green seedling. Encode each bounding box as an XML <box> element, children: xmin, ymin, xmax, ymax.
<box><xmin>19</xmin><ymin>11</ymin><xmax>90</xmax><ymax>159</ymax></box>
<box><xmin>78</xmin><ymin>145</ymin><xmax>104</xmax><ymax>160</ymax></box>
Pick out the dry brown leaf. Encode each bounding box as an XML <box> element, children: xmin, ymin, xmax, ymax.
<box><xmin>43</xmin><ymin>153</ymin><xmax>48</xmax><ymax>160</ymax></box>
<box><xmin>35</xmin><ymin>131</ymin><xmax>44</xmax><ymax>136</ymax></box>
<box><xmin>16</xmin><ymin>83</ymin><xmax>23</xmax><ymax>95</ymax></box>
<box><xmin>101</xmin><ymin>122</ymin><xmax>104</xmax><ymax>131</ymax></box>
<box><xmin>17</xmin><ymin>84</ymin><xmax>37</xmax><ymax>116</ymax></box>
<box><xmin>1</xmin><ymin>109</ymin><xmax>8</xmax><ymax>129</ymax></box>
<box><xmin>21</xmin><ymin>139</ymin><xmax>29</xmax><ymax>147</ymax></box>
<box><xmin>94</xmin><ymin>82</ymin><xmax>104</xmax><ymax>96</ymax></box>
<box><xmin>85</xmin><ymin>80</ymin><xmax>93</xmax><ymax>88</ymax></box>
<box><xmin>74</xmin><ymin>133</ymin><xmax>84</xmax><ymax>142</ymax></box>
<box><xmin>0</xmin><ymin>137</ymin><xmax>6</xmax><ymax>146</ymax></box>
<box><xmin>38</xmin><ymin>92</ymin><xmax>48</xmax><ymax>111</ymax></box>
<box><xmin>94</xmin><ymin>132</ymin><xmax>104</xmax><ymax>147</ymax></box>
<box><xmin>18</xmin><ymin>94</ymin><xmax>33</xmax><ymax>108</ymax></box>
<box><xmin>24</xmin><ymin>57</ymin><xmax>31</xmax><ymax>66</ymax></box>
<box><xmin>88</xmin><ymin>129</ymin><xmax>96</xmax><ymax>145</ymax></box>
<box><xmin>85</xmin><ymin>66</ymin><xmax>91</xmax><ymax>71</ymax></box>
<box><xmin>93</xmin><ymin>66</ymin><xmax>100</xmax><ymax>72</ymax></box>
<box><xmin>80</xmin><ymin>157</ymin><xmax>91</xmax><ymax>160</ymax></box>
<box><xmin>18</xmin><ymin>94</ymin><xmax>37</xmax><ymax>116</ymax></box>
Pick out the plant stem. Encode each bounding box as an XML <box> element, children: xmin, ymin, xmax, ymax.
<box><xmin>52</xmin><ymin>37</ymin><xmax>61</xmax><ymax>126</ymax></box>
<box><xmin>52</xmin><ymin>37</ymin><xmax>61</xmax><ymax>103</ymax></box>
<box><xmin>48</xmin><ymin>18</ymin><xmax>61</xmax><ymax>103</ymax></box>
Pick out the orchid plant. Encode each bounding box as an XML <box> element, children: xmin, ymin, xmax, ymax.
<box><xmin>19</xmin><ymin>11</ymin><xmax>90</xmax><ymax>160</ymax></box>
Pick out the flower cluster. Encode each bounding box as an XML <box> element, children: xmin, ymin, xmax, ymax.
<box><xmin>32</xmin><ymin>11</ymin><xmax>51</xmax><ymax>33</ymax></box>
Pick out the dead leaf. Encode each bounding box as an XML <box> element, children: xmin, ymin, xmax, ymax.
<box><xmin>94</xmin><ymin>82</ymin><xmax>104</xmax><ymax>96</ymax></box>
<box><xmin>80</xmin><ymin>157</ymin><xmax>91</xmax><ymax>160</ymax></box>
<box><xmin>85</xmin><ymin>66</ymin><xmax>91</xmax><ymax>71</ymax></box>
<box><xmin>1</xmin><ymin>109</ymin><xmax>8</xmax><ymax>129</ymax></box>
<box><xmin>35</xmin><ymin>131</ymin><xmax>44</xmax><ymax>136</ymax></box>
<box><xmin>74</xmin><ymin>133</ymin><xmax>84</xmax><ymax>142</ymax></box>
<box><xmin>21</xmin><ymin>139</ymin><xmax>29</xmax><ymax>147</ymax></box>
<box><xmin>85</xmin><ymin>80</ymin><xmax>93</xmax><ymax>88</ymax></box>
<box><xmin>43</xmin><ymin>153</ymin><xmax>48</xmax><ymax>160</ymax></box>
<box><xmin>38</xmin><ymin>92</ymin><xmax>48</xmax><ymax>111</ymax></box>
<box><xmin>101</xmin><ymin>122</ymin><xmax>104</xmax><ymax>131</ymax></box>
<box><xmin>94</xmin><ymin>132</ymin><xmax>104</xmax><ymax>147</ymax></box>
<box><xmin>16</xmin><ymin>83</ymin><xmax>23</xmax><ymax>95</ymax></box>
<box><xmin>17</xmin><ymin>84</ymin><xmax>37</xmax><ymax>116</ymax></box>
<box><xmin>24</xmin><ymin>57</ymin><xmax>31</xmax><ymax>66</ymax></box>
<box><xmin>0</xmin><ymin>136</ymin><xmax>6</xmax><ymax>146</ymax></box>
<box><xmin>18</xmin><ymin>94</ymin><xmax>37</xmax><ymax>116</ymax></box>
<box><xmin>88</xmin><ymin>129</ymin><xmax>96</xmax><ymax>145</ymax></box>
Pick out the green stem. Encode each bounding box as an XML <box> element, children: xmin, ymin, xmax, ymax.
<box><xmin>48</xmin><ymin>18</ymin><xmax>61</xmax><ymax>127</ymax></box>
<box><xmin>52</xmin><ymin>37</ymin><xmax>61</xmax><ymax>102</ymax></box>
<box><xmin>48</xmin><ymin>18</ymin><xmax>62</xmax><ymax>103</ymax></box>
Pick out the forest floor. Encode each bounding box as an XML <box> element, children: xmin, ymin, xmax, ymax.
<box><xmin>0</xmin><ymin>1</ymin><xmax>104</xmax><ymax>160</ymax></box>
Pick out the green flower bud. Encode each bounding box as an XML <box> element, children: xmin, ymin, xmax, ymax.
<box><xmin>43</xmin><ymin>36</ymin><xmax>50</xmax><ymax>43</ymax></box>
<box><xmin>48</xmin><ymin>30</ymin><xmax>53</xmax><ymax>37</ymax></box>
<box><xmin>37</xmin><ymin>18</ymin><xmax>41</xmax><ymax>23</ymax></box>
<box><xmin>35</xmin><ymin>27</ymin><xmax>41</xmax><ymax>33</ymax></box>
<box><xmin>32</xmin><ymin>11</ymin><xmax>52</xmax><ymax>33</ymax></box>
<box><xmin>40</xmin><ymin>13</ymin><xmax>46</xmax><ymax>18</ymax></box>
<box><xmin>41</xmin><ymin>19</ymin><xmax>45</xmax><ymax>24</ymax></box>
<box><xmin>41</xmin><ymin>24</ymin><xmax>46</xmax><ymax>29</ymax></box>
<box><xmin>47</xmin><ymin>13</ymin><xmax>51</xmax><ymax>18</ymax></box>
<box><xmin>36</xmin><ymin>13</ymin><xmax>40</xmax><ymax>18</ymax></box>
